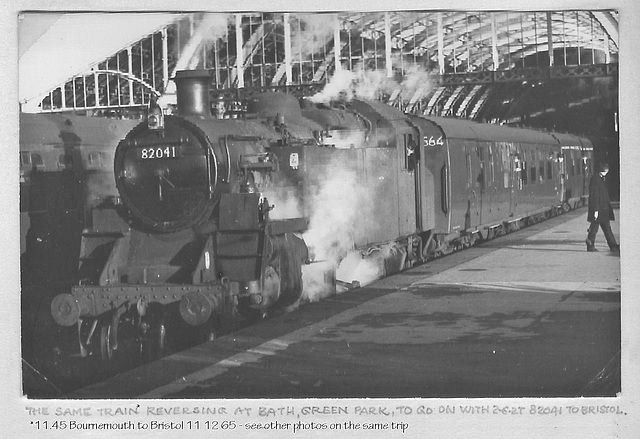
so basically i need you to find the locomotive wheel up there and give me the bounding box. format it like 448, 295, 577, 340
99, 323, 115, 360
155, 322, 167, 356
140, 321, 168, 361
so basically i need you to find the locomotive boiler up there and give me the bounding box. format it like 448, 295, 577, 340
48, 69, 594, 360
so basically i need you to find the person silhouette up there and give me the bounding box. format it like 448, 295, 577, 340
586, 162, 619, 253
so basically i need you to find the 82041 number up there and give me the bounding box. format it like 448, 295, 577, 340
140, 146, 178, 159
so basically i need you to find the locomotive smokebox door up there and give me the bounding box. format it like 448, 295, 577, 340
114, 115, 228, 233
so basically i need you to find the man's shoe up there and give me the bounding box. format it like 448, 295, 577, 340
610, 245, 620, 252
587, 246, 598, 252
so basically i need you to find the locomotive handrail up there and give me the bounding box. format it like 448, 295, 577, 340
352, 110, 373, 140
225, 135, 267, 141
206, 143, 216, 199
239, 153, 278, 171
221, 136, 238, 183
225, 141, 231, 183
441, 164, 449, 214
153, 185, 211, 192
126, 136, 188, 148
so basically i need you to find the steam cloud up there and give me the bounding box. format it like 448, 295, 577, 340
160, 13, 230, 105
310, 63, 434, 107
281, 156, 393, 306
302, 166, 364, 263
276, 64, 434, 306
175, 14, 230, 72
290, 13, 335, 60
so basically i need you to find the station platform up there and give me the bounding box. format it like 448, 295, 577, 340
73, 207, 621, 399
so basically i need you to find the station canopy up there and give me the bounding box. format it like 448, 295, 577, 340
18, 11, 619, 130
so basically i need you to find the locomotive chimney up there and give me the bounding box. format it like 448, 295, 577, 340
173, 70, 214, 117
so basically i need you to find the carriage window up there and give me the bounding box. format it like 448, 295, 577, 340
466, 153, 472, 188
88, 152, 100, 166
488, 149, 495, 184
88, 152, 109, 167
477, 147, 486, 189
538, 161, 544, 182
547, 161, 553, 179
530, 165, 536, 183
577, 160, 582, 175
404, 134, 417, 171
58, 154, 73, 170
522, 161, 528, 185
31, 153, 44, 167
20, 152, 31, 166
569, 159, 575, 177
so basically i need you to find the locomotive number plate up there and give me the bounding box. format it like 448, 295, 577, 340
139, 146, 180, 160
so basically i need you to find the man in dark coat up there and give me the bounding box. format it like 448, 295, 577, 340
586, 162, 619, 252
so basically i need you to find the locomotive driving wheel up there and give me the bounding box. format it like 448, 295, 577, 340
98, 307, 128, 360
99, 323, 115, 360
139, 319, 169, 361
152, 321, 167, 357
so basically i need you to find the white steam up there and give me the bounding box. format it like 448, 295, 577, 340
309, 69, 394, 104
295, 157, 391, 304
265, 189, 303, 220
323, 129, 367, 149
310, 64, 434, 107
272, 66, 435, 305
160, 13, 230, 106
302, 167, 363, 263
290, 13, 335, 60
335, 243, 405, 288
175, 14, 230, 72
398, 64, 433, 104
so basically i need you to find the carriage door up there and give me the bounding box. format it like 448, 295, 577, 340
510, 144, 521, 215
558, 149, 567, 203
476, 144, 488, 225
580, 147, 589, 198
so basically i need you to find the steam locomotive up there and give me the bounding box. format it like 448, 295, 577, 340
46, 69, 593, 360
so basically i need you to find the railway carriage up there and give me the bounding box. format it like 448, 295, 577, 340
20, 113, 138, 283
552, 133, 593, 210
412, 116, 591, 254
